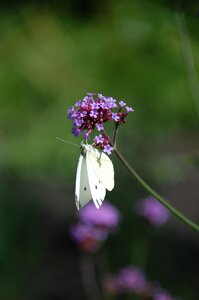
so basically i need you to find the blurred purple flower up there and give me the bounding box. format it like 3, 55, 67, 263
117, 266, 147, 293
70, 201, 121, 253
136, 196, 170, 226
153, 289, 174, 300
70, 223, 108, 252
104, 266, 179, 300
70, 223, 107, 242
79, 201, 121, 231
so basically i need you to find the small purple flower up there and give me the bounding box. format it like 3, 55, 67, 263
106, 97, 117, 108
118, 266, 147, 293
96, 123, 104, 131
79, 201, 121, 231
74, 118, 83, 127
72, 127, 81, 137
90, 110, 98, 118
126, 106, 134, 112
104, 144, 113, 155
101, 102, 109, 109
91, 102, 100, 110
136, 197, 170, 226
67, 106, 75, 119
84, 131, 91, 140
87, 92, 96, 97
80, 110, 87, 118
83, 96, 89, 101
97, 93, 105, 99
71, 113, 79, 122
119, 101, 126, 107
81, 100, 89, 108
75, 100, 81, 107
111, 113, 120, 122
95, 134, 104, 144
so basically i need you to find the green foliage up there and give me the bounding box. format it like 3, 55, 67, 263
0, 1, 198, 299
0, 2, 198, 180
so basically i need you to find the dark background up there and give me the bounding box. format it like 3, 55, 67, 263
0, 0, 199, 299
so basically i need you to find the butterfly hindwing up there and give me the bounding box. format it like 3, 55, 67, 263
75, 154, 92, 209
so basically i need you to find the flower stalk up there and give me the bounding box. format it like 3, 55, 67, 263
103, 129, 199, 232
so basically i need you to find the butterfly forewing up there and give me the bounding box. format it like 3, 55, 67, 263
75, 154, 92, 209
87, 145, 114, 191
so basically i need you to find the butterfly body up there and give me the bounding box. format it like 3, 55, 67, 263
75, 144, 114, 209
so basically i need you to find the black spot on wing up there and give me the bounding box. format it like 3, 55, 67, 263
95, 180, 101, 189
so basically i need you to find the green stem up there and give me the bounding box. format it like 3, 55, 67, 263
113, 146, 199, 232
112, 124, 119, 148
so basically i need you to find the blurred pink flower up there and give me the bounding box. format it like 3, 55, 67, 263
79, 201, 121, 231
70, 223, 107, 252
69, 201, 121, 252
117, 266, 147, 294
153, 288, 175, 300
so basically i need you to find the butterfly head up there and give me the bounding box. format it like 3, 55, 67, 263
80, 142, 90, 155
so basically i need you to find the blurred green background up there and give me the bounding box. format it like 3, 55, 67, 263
0, 0, 199, 299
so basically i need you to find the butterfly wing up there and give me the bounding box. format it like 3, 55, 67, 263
87, 145, 114, 191
86, 151, 106, 209
75, 153, 92, 210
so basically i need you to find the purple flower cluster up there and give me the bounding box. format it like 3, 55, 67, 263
104, 265, 177, 300
136, 196, 170, 227
69, 201, 121, 252
67, 93, 134, 154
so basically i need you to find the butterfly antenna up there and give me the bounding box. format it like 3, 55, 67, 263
56, 137, 79, 148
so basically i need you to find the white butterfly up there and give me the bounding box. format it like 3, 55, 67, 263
75, 143, 114, 210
